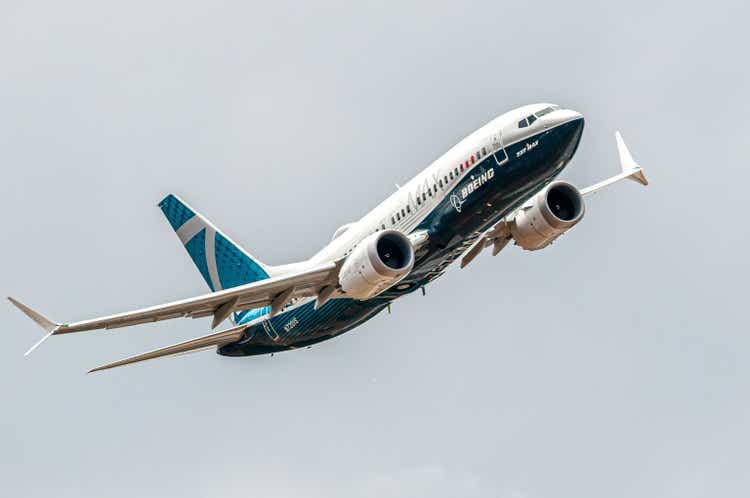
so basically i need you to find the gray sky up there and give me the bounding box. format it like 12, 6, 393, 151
2, 1, 748, 497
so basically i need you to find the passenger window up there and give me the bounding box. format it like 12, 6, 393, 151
381, 224, 386, 230
518, 118, 528, 128
527, 114, 537, 125
482, 147, 486, 155
444, 175, 448, 184
391, 217, 395, 224
417, 196, 421, 205
422, 192, 427, 201
439, 179, 443, 188
406, 205, 411, 213
454, 168, 459, 176
433, 185, 437, 193
449, 171, 454, 180
401, 209, 405, 217
460, 164, 463, 172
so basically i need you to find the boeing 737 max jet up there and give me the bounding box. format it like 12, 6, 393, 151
9, 103, 648, 372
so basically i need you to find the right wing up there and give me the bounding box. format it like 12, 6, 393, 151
10, 261, 339, 355
580, 131, 648, 196
460, 131, 648, 268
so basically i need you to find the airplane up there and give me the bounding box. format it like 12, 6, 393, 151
9, 103, 648, 373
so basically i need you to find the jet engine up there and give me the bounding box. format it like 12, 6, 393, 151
510, 181, 585, 250
339, 230, 415, 300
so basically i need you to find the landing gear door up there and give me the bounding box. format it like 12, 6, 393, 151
492, 131, 509, 166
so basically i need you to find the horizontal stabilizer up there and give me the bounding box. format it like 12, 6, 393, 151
8, 297, 61, 355
88, 325, 247, 373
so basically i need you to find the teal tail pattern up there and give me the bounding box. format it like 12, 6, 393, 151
159, 194, 271, 322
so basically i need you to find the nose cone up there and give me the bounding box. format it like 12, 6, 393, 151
552, 109, 584, 127
557, 110, 584, 160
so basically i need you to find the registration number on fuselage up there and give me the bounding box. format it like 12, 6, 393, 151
283, 316, 299, 333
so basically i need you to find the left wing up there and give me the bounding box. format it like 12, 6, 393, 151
10, 261, 339, 355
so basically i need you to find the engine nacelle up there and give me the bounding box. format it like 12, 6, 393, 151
510, 181, 585, 250
339, 230, 415, 300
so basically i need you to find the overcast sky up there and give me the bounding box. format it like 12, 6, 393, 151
2, 1, 749, 497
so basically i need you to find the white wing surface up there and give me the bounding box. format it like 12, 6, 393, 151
580, 131, 648, 196
10, 261, 339, 355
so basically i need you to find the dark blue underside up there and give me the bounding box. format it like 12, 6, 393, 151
218, 119, 584, 357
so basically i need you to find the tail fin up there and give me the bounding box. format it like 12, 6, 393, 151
158, 194, 272, 297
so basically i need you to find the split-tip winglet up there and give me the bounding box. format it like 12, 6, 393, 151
615, 131, 649, 186
7, 297, 61, 356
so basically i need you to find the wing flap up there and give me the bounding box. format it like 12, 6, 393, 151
460, 221, 511, 268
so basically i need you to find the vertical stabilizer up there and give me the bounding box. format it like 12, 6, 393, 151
158, 194, 273, 322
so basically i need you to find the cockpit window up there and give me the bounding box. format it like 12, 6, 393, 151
519, 114, 538, 128
535, 105, 561, 118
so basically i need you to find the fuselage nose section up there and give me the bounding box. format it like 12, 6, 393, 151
561, 112, 584, 160
518, 110, 584, 183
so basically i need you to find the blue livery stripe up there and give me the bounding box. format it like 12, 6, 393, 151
214, 232, 269, 290
159, 194, 195, 231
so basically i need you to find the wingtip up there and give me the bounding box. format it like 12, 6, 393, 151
23, 328, 57, 356
615, 131, 649, 187
8, 297, 59, 332
9, 296, 61, 356
631, 168, 649, 186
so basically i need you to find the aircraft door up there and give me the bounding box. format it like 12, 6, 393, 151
492, 131, 509, 166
